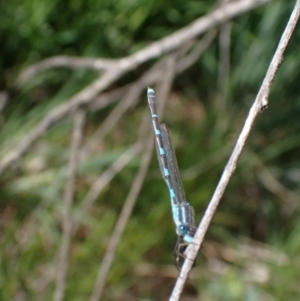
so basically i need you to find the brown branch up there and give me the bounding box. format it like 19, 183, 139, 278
53, 109, 86, 301
170, 1, 300, 300
0, 0, 269, 175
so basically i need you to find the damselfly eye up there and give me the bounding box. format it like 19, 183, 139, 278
176, 224, 188, 236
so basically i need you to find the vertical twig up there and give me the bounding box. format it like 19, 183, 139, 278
170, 1, 300, 300
53, 108, 86, 301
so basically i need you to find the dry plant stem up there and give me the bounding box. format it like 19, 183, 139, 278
89, 58, 176, 301
0, 0, 269, 175
15, 56, 115, 87
170, 2, 300, 300
53, 109, 86, 301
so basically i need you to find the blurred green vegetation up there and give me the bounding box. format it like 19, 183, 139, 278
1, 0, 300, 300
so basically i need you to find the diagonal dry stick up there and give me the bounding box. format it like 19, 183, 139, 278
170, 1, 300, 300
0, 0, 270, 175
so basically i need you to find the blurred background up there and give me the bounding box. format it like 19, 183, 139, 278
1, 0, 300, 300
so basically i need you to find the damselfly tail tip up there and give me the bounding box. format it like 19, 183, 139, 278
147, 87, 154, 94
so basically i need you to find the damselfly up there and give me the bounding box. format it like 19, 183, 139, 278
147, 87, 196, 269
